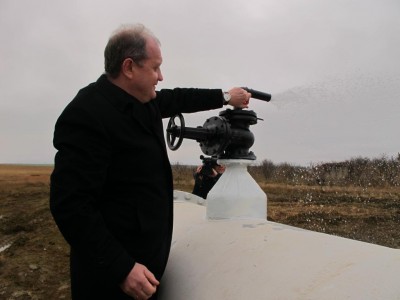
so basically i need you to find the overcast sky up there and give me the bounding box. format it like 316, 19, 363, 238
1, 0, 399, 166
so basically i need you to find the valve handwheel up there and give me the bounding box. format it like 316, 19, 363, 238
166, 113, 185, 150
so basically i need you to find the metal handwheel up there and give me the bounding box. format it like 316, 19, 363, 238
166, 113, 185, 150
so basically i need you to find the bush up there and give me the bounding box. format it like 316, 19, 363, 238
258, 154, 399, 187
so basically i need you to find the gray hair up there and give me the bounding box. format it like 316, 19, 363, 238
104, 24, 160, 78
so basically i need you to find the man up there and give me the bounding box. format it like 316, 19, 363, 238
192, 158, 226, 199
50, 23, 250, 300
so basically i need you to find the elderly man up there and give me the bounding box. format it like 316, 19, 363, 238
50, 23, 250, 300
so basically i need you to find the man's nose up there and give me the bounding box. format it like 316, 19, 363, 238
158, 70, 164, 81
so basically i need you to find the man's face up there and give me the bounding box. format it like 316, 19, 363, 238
131, 37, 164, 103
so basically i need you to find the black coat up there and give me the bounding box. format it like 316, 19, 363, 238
50, 74, 223, 298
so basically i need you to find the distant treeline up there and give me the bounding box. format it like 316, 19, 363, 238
255, 154, 400, 187
172, 154, 400, 188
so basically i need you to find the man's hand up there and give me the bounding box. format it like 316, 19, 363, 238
120, 263, 160, 299
227, 87, 251, 109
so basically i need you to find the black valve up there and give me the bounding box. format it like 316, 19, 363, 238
166, 109, 260, 160
166, 87, 271, 160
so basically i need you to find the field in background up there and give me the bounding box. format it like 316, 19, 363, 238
1, 163, 399, 299
0, 165, 69, 299
174, 162, 400, 248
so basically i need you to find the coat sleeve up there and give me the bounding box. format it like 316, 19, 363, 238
155, 88, 224, 118
50, 101, 134, 284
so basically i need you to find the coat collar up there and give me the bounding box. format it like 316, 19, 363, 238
95, 74, 135, 113
94, 74, 165, 147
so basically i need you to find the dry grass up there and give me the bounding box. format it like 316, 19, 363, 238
0, 164, 70, 299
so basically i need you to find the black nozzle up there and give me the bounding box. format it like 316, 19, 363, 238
242, 87, 271, 102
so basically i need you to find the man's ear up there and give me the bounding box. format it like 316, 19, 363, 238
121, 58, 135, 79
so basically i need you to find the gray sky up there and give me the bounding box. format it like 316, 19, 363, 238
1, 0, 399, 166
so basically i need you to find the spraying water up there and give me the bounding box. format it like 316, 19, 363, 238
270, 72, 400, 109
252, 71, 400, 165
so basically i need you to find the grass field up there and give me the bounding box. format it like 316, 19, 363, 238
0, 164, 399, 299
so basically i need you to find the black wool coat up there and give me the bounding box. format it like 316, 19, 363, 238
50, 74, 223, 298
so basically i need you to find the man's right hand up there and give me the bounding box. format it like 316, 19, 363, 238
120, 263, 160, 299
227, 87, 251, 108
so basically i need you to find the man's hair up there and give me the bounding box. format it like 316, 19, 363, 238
104, 24, 160, 78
